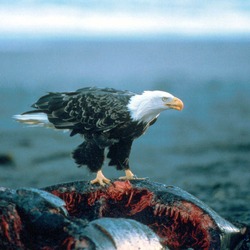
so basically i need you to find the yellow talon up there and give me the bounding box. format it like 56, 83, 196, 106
90, 170, 111, 186
119, 169, 145, 180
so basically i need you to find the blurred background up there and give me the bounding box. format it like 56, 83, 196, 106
0, 1, 250, 223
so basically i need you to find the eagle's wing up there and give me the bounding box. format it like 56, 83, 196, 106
30, 87, 135, 135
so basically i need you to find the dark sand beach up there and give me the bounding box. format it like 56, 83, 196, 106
0, 39, 250, 225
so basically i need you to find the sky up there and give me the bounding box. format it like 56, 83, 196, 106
0, 0, 250, 39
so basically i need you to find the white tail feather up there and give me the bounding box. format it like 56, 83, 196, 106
13, 113, 54, 128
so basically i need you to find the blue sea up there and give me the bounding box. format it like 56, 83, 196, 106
1, 38, 249, 183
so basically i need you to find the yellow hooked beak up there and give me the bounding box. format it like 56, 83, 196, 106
165, 97, 184, 111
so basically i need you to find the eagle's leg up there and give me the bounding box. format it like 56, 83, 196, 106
72, 141, 110, 186
90, 170, 110, 186
119, 168, 146, 180
108, 139, 145, 180
119, 169, 136, 180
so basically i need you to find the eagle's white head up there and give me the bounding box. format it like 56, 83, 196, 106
127, 90, 184, 123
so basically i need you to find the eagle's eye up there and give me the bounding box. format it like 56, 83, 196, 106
162, 97, 169, 102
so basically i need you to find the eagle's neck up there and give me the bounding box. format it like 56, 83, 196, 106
127, 93, 161, 124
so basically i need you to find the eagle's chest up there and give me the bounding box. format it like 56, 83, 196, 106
110, 120, 153, 140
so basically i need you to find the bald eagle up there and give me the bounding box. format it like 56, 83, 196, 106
14, 87, 183, 185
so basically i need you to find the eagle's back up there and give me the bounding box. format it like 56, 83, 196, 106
31, 87, 136, 136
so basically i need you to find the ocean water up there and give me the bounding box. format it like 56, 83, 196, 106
0, 38, 250, 222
